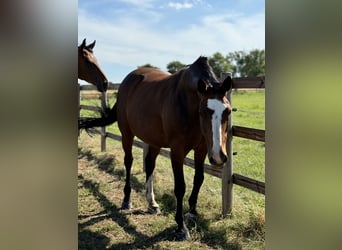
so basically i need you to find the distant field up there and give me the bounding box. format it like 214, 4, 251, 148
78, 90, 265, 249
80, 90, 117, 99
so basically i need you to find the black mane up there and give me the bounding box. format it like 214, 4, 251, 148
190, 56, 219, 85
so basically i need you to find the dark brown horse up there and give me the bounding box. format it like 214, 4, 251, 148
79, 56, 232, 240
78, 38, 108, 92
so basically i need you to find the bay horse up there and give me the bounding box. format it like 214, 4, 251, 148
79, 56, 232, 240
78, 38, 108, 92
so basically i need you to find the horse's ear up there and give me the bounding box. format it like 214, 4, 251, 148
88, 40, 96, 50
197, 79, 208, 93
80, 38, 86, 48
221, 75, 232, 93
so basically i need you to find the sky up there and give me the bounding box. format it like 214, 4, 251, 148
78, 0, 265, 83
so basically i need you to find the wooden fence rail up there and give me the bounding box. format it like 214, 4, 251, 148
232, 126, 265, 142
78, 75, 265, 215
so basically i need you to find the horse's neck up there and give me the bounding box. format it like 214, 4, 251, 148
173, 69, 197, 92
173, 71, 201, 114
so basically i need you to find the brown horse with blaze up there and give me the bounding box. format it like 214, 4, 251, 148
79, 56, 232, 240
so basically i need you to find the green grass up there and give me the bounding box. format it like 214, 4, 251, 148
78, 90, 265, 249
232, 90, 265, 129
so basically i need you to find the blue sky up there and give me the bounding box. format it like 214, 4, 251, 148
79, 0, 264, 83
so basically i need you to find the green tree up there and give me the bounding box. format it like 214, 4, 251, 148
227, 51, 246, 77
137, 63, 159, 69
227, 49, 265, 77
242, 49, 265, 76
208, 52, 232, 78
166, 60, 186, 74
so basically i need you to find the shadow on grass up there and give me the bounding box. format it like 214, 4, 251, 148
198, 220, 242, 250
78, 174, 176, 249
78, 147, 95, 162
78, 147, 145, 193
78, 147, 243, 249
157, 192, 176, 215
78, 228, 110, 250
185, 212, 264, 249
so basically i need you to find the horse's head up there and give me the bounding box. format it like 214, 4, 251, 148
78, 38, 108, 92
198, 75, 232, 167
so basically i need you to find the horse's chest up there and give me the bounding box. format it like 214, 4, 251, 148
165, 111, 202, 140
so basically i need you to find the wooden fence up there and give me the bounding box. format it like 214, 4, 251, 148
78, 75, 265, 215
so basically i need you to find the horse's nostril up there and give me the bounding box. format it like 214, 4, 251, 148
209, 157, 216, 165
220, 151, 227, 163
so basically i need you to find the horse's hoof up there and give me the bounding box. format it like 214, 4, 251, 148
184, 212, 198, 228
175, 228, 191, 241
148, 205, 161, 214
121, 201, 132, 210
184, 212, 198, 221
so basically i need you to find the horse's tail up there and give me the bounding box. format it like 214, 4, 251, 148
79, 102, 117, 135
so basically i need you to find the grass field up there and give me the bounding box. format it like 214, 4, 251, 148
78, 90, 265, 249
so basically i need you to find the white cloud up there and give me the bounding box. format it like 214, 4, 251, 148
168, 2, 193, 10
81, 13, 263, 59
78, 5, 264, 81
118, 0, 155, 8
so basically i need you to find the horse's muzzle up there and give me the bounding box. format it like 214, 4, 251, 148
209, 151, 227, 167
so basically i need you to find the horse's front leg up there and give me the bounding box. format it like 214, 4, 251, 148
144, 144, 161, 214
170, 149, 190, 241
187, 142, 206, 218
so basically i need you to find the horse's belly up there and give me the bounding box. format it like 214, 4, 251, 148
134, 127, 169, 148
129, 118, 202, 151
128, 116, 169, 148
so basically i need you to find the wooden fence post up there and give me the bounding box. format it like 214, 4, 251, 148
100, 91, 107, 152
221, 72, 233, 216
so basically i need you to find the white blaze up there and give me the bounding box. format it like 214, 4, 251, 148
207, 99, 226, 163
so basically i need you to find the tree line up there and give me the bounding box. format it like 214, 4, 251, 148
138, 49, 265, 77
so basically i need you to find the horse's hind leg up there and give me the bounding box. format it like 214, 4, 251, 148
144, 144, 161, 214
121, 133, 134, 210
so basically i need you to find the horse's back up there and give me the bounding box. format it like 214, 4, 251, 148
116, 68, 173, 147
118, 67, 171, 95
133, 67, 171, 82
